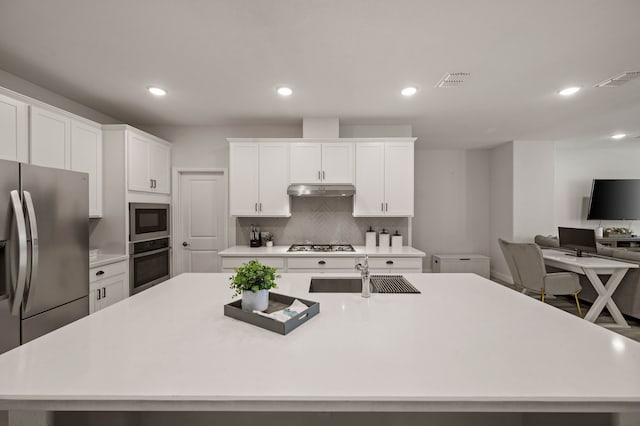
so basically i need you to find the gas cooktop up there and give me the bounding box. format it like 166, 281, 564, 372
288, 244, 355, 252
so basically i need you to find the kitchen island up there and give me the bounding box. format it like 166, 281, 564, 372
0, 272, 639, 426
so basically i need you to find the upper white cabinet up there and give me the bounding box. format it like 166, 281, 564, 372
229, 142, 290, 216
354, 141, 414, 217
127, 131, 171, 194
290, 142, 353, 184
30, 105, 103, 217
30, 106, 71, 169
70, 121, 103, 217
0, 93, 28, 162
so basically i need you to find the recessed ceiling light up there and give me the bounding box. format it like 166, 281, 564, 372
147, 86, 167, 96
611, 133, 627, 140
558, 86, 581, 96
401, 86, 418, 96
277, 87, 293, 97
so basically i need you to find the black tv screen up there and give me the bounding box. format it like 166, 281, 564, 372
587, 179, 640, 220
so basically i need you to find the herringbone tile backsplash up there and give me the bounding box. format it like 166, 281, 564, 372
236, 197, 409, 246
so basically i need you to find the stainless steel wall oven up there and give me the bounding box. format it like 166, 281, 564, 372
129, 237, 171, 294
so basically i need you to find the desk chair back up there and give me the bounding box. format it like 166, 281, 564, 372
498, 238, 546, 292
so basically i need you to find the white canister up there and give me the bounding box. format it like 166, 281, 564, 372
595, 227, 604, 238
379, 230, 390, 247
366, 231, 377, 249
392, 235, 403, 249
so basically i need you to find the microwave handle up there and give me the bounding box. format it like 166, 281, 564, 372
131, 247, 171, 259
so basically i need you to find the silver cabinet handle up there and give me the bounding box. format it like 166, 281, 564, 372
102, 288, 106, 298
318, 171, 321, 180
150, 179, 153, 188
153, 179, 157, 189
23, 191, 38, 312
381, 203, 384, 212
9, 190, 27, 316
259, 203, 262, 212
255, 203, 258, 212
322, 171, 325, 180
385, 203, 388, 212
97, 289, 101, 301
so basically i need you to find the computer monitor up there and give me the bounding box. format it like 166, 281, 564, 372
558, 227, 597, 257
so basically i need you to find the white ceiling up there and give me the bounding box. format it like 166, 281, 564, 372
0, 0, 639, 148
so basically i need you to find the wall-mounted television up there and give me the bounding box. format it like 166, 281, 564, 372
587, 179, 640, 220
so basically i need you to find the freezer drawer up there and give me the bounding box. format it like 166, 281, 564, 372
21, 295, 88, 344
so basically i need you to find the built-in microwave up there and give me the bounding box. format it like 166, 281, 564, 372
129, 203, 170, 242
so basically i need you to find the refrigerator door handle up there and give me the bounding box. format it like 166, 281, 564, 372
23, 191, 39, 311
9, 190, 27, 316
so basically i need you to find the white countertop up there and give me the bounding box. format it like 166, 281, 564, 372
89, 253, 129, 268
220, 245, 426, 257
0, 272, 639, 412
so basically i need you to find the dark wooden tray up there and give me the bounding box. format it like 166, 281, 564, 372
224, 292, 320, 335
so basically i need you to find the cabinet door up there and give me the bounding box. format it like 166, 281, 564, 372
322, 143, 353, 183
127, 133, 152, 192
259, 143, 290, 216
0, 93, 28, 162
70, 121, 102, 217
290, 143, 322, 184
99, 276, 127, 310
229, 143, 260, 215
30, 106, 70, 169
149, 141, 171, 194
384, 142, 414, 216
353, 143, 385, 216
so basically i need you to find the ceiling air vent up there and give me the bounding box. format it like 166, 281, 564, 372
594, 71, 640, 88
435, 72, 471, 88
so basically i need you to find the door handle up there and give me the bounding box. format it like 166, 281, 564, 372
9, 190, 27, 316
182, 242, 189, 247
23, 191, 38, 312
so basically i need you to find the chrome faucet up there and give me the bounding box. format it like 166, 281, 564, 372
355, 255, 371, 298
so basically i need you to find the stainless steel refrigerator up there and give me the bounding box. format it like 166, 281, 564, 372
0, 159, 89, 354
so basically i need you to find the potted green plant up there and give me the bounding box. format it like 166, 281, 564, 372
264, 232, 274, 247
229, 260, 280, 312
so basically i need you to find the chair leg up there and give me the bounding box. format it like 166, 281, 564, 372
574, 293, 583, 318
540, 288, 545, 303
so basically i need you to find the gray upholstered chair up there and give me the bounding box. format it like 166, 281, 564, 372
498, 238, 583, 317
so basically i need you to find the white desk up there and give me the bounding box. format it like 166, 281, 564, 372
542, 249, 638, 328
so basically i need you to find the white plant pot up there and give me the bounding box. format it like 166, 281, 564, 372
266, 241, 273, 247
242, 289, 269, 312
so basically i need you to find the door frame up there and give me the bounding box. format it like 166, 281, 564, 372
171, 167, 231, 275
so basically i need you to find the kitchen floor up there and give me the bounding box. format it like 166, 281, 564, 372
496, 280, 640, 343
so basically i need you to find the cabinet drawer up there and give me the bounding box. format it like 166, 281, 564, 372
221, 257, 285, 270
365, 257, 422, 270
288, 257, 356, 270
90, 260, 127, 284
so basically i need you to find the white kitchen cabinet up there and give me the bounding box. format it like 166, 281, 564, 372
364, 257, 423, 274
70, 121, 102, 217
290, 142, 353, 184
229, 142, 290, 216
432, 254, 490, 278
220, 256, 285, 273
89, 260, 128, 314
127, 130, 171, 194
287, 256, 356, 273
353, 141, 414, 217
0, 92, 28, 162
30, 106, 71, 169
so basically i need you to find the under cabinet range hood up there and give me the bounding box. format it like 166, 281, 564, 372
287, 184, 355, 197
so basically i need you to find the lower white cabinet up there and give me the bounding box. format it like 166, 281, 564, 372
221, 257, 285, 273
431, 254, 490, 278
364, 257, 422, 274
287, 257, 356, 273
89, 260, 128, 314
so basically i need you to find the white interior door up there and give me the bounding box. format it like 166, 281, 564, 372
178, 171, 227, 273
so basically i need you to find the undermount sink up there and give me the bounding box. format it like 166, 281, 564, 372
309, 277, 363, 293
